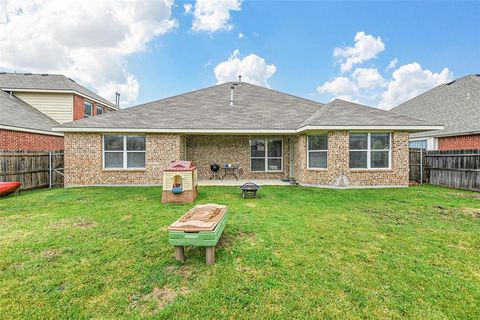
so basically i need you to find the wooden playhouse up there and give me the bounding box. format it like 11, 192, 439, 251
162, 160, 198, 203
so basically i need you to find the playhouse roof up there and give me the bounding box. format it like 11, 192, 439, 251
166, 160, 196, 171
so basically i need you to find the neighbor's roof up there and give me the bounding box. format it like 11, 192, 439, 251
0, 72, 116, 108
0, 89, 62, 136
55, 82, 441, 133
391, 74, 480, 138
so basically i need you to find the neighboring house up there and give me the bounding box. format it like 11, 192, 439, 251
391, 74, 480, 150
0, 72, 117, 151
0, 89, 63, 151
54, 83, 443, 186
55, 82, 441, 188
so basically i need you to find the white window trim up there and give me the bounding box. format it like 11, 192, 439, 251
102, 134, 146, 170
96, 105, 104, 115
350, 132, 392, 170
250, 139, 283, 172
307, 134, 328, 170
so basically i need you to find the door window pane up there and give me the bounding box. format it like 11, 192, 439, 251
349, 151, 367, 168
105, 152, 123, 168
251, 159, 265, 171
267, 159, 282, 171
349, 133, 368, 150
104, 135, 124, 151
309, 151, 327, 168
127, 152, 145, 168
267, 140, 282, 157
371, 151, 389, 168
308, 135, 327, 150
251, 140, 266, 157
127, 136, 145, 151
371, 133, 390, 150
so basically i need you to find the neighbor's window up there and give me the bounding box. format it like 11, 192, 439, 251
349, 133, 391, 169
307, 134, 328, 169
103, 135, 146, 169
84, 101, 93, 118
250, 139, 283, 172
96, 105, 104, 115
409, 139, 427, 149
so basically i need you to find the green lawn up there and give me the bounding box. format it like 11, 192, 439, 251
1, 185, 480, 319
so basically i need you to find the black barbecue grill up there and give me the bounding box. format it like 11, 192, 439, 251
210, 164, 220, 180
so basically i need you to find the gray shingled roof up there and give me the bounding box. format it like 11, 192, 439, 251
0, 72, 115, 108
57, 82, 439, 132
0, 89, 60, 134
391, 74, 480, 138
300, 99, 437, 128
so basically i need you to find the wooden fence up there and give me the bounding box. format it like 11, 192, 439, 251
0, 150, 64, 191
409, 148, 480, 191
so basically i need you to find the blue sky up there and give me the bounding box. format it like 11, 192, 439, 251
1, 0, 479, 109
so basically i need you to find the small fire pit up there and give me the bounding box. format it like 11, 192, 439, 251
240, 182, 260, 199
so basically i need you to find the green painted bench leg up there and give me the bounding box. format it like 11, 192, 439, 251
175, 246, 185, 262
206, 246, 215, 265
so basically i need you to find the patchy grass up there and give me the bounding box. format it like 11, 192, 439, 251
1, 185, 480, 319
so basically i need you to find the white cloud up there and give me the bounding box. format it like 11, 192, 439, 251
184, 3, 193, 14
352, 68, 385, 89
334, 31, 385, 73
316, 76, 358, 98
214, 50, 276, 87
378, 63, 453, 109
0, 0, 175, 105
238, 32, 244, 39
385, 58, 398, 72
191, 0, 242, 32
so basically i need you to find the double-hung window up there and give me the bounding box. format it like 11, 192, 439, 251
84, 101, 93, 118
96, 105, 104, 115
103, 135, 146, 169
307, 134, 328, 169
349, 133, 391, 169
250, 139, 283, 172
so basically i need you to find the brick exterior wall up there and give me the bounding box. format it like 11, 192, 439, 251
73, 94, 108, 121
437, 134, 480, 150
64, 131, 409, 187
0, 129, 64, 151
295, 131, 409, 187
64, 133, 183, 186
186, 135, 292, 180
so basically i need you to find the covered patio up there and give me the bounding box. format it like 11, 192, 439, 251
197, 178, 292, 186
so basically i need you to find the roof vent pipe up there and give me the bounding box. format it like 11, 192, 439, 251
230, 86, 234, 106
115, 92, 120, 107
238, 75, 242, 83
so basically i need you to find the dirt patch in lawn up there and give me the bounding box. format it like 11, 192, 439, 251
43, 248, 63, 260
130, 286, 189, 314
165, 265, 192, 279
218, 231, 256, 250
49, 217, 97, 229
121, 214, 132, 221
463, 208, 480, 219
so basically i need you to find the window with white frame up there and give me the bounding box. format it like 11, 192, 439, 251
349, 133, 391, 169
84, 101, 93, 118
250, 139, 283, 172
96, 105, 104, 115
103, 135, 146, 169
307, 134, 328, 169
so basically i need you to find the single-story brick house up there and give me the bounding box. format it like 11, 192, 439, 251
55, 81, 442, 188
392, 74, 480, 150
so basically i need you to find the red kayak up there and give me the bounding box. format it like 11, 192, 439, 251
0, 182, 21, 196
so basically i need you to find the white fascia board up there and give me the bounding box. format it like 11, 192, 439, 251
54, 125, 445, 134
3, 88, 117, 110
53, 127, 296, 134
297, 125, 444, 132
0, 124, 64, 136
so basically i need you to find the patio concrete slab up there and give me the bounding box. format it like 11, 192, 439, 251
198, 179, 292, 186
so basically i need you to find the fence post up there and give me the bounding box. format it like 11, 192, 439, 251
49, 151, 52, 188
420, 148, 423, 184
